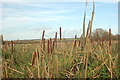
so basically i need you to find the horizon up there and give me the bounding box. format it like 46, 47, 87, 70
0, 1, 118, 40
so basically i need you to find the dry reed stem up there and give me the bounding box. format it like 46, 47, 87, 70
82, 12, 86, 49
93, 59, 108, 78
84, 53, 88, 78
32, 52, 37, 66
84, 20, 91, 48
7, 66, 24, 74
55, 55, 59, 77
25, 66, 34, 78
36, 50, 40, 78
89, 0, 95, 42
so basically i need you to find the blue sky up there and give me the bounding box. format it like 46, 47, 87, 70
0, 1, 118, 40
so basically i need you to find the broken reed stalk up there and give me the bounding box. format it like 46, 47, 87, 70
60, 27, 62, 40
74, 35, 77, 48
48, 40, 50, 53
32, 52, 37, 66
42, 30, 45, 41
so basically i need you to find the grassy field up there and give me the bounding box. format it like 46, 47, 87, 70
1, 38, 120, 78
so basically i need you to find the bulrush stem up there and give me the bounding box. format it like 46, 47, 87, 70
48, 40, 50, 53
50, 38, 52, 53
74, 35, 77, 48
43, 38, 45, 51
55, 32, 57, 47
42, 30, 45, 41
60, 27, 62, 40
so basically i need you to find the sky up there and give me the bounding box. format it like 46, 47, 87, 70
0, 1, 118, 40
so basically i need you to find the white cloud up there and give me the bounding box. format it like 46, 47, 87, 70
2, 15, 75, 29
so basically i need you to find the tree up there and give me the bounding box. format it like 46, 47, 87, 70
92, 28, 113, 41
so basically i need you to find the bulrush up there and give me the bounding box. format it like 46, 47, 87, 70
109, 28, 112, 47
74, 35, 77, 48
42, 30, 45, 41
60, 27, 62, 40
32, 52, 37, 66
